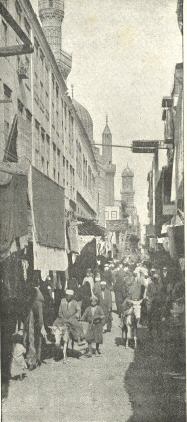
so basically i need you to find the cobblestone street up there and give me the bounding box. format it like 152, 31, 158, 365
2, 309, 185, 422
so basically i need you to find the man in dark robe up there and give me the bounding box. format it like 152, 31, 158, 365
97, 281, 112, 332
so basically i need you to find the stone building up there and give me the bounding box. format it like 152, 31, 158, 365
0, 0, 98, 219
93, 117, 116, 226
120, 164, 140, 233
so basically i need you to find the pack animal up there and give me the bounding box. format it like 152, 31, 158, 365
49, 324, 74, 363
121, 307, 137, 348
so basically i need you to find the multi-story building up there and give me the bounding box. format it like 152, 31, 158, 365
0, 0, 98, 219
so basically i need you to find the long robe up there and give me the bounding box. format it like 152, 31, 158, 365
97, 288, 112, 327
54, 298, 84, 341
81, 305, 104, 344
113, 273, 128, 315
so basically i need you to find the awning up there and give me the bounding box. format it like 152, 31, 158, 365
0, 173, 28, 259
30, 167, 65, 249
33, 235, 68, 273
78, 219, 105, 237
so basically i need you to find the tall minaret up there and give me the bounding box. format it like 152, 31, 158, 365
102, 115, 112, 164
121, 164, 135, 211
38, 0, 72, 80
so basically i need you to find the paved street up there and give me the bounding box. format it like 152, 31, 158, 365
2, 307, 185, 422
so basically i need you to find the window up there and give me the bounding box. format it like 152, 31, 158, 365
35, 149, 39, 168
17, 99, 24, 115
56, 110, 59, 133
46, 135, 50, 163
83, 155, 87, 188
41, 128, 45, 156
63, 156, 65, 186
56, 84, 59, 99
41, 156, 45, 173
88, 166, 91, 191
34, 119, 40, 151
3, 84, 12, 145
40, 81, 44, 105
52, 74, 55, 95
64, 103, 67, 131
26, 109, 32, 122
2, 21, 8, 46
25, 56, 31, 84
52, 102, 55, 126
66, 160, 69, 186
41, 128, 45, 142
111, 211, 117, 220
105, 211, 109, 221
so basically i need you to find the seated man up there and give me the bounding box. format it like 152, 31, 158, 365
54, 289, 84, 344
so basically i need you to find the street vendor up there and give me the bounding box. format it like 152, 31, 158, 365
55, 289, 84, 344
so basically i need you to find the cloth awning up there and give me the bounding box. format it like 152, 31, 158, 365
78, 219, 105, 237
0, 174, 28, 259
30, 167, 65, 249
33, 236, 68, 273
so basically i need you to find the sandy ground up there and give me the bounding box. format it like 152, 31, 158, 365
2, 309, 186, 422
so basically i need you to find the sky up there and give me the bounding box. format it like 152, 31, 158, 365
33, 0, 182, 226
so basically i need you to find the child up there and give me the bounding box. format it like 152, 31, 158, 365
81, 296, 105, 357
11, 331, 27, 380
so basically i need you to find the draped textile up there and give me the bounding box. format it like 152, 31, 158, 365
0, 175, 28, 259
31, 167, 65, 249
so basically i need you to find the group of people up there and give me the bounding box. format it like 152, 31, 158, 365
9, 258, 184, 380
9, 264, 114, 379
113, 259, 184, 337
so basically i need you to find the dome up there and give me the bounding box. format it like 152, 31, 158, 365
73, 99, 93, 142
122, 163, 134, 177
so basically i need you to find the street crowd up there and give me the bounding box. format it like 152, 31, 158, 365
9, 257, 185, 381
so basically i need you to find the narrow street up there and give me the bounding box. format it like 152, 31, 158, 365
2, 311, 134, 422
2, 304, 185, 422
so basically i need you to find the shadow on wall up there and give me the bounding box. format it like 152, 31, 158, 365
124, 327, 186, 422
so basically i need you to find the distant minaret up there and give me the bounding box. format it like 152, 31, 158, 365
121, 164, 135, 210
102, 115, 112, 164
38, 0, 72, 80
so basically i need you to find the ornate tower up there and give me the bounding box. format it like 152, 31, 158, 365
101, 116, 116, 206
102, 115, 112, 164
121, 164, 134, 211
38, 0, 72, 80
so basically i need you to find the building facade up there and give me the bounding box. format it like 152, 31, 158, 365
0, 0, 98, 219
145, 1, 183, 256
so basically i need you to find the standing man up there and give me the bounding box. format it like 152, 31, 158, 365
103, 264, 114, 291
82, 268, 94, 295
113, 266, 128, 317
97, 281, 112, 332
56, 289, 84, 344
